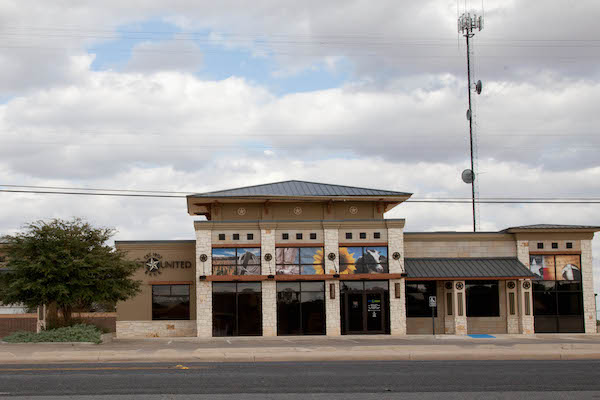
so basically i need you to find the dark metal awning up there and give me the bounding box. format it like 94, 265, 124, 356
404, 257, 536, 280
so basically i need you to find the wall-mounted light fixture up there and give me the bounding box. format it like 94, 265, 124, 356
329, 283, 336, 299
394, 282, 401, 298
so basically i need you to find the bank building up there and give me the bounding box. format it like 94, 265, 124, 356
109, 181, 597, 337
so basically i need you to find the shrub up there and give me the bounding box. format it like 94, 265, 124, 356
2, 324, 102, 344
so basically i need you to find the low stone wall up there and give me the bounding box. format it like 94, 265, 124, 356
116, 320, 197, 338
467, 317, 507, 334
0, 314, 37, 338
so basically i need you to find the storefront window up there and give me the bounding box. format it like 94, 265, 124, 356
276, 247, 325, 275
212, 248, 261, 276
465, 280, 499, 317
338, 246, 388, 274
277, 282, 325, 335
531, 255, 583, 333
406, 281, 437, 317
152, 284, 190, 320
213, 282, 262, 336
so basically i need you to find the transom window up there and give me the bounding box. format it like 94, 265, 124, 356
276, 247, 325, 275
338, 246, 388, 274
152, 284, 190, 320
212, 248, 261, 275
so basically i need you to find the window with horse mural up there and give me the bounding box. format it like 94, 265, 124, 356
275, 247, 325, 275
212, 248, 261, 275
530, 255, 581, 281
338, 246, 388, 274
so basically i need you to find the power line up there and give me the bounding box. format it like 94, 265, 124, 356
1, 188, 600, 204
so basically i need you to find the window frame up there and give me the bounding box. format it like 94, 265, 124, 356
276, 281, 326, 335
275, 247, 324, 275
151, 284, 191, 321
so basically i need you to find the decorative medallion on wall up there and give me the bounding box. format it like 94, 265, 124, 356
328, 252, 336, 261
445, 282, 453, 290
507, 281, 516, 289
392, 252, 401, 260
349, 206, 359, 215
264, 253, 273, 262
237, 207, 247, 216
523, 281, 531, 290
144, 252, 162, 276
293, 206, 303, 216
199, 254, 208, 263
455, 282, 464, 290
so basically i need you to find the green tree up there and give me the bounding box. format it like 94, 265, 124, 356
0, 218, 141, 325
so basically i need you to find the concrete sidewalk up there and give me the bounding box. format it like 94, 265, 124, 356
1, 334, 600, 363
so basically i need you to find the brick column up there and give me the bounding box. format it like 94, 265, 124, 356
453, 280, 467, 335
323, 225, 339, 274
389, 278, 406, 335
195, 228, 212, 338
386, 221, 405, 274
518, 279, 534, 334
325, 280, 341, 336
262, 280, 277, 336
581, 240, 596, 334
506, 280, 519, 334
260, 224, 276, 276
444, 282, 455, 334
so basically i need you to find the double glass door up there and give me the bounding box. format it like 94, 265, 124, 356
341, 281, 389, 334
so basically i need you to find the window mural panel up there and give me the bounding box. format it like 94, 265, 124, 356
339, 246, 388, 274
530, 255, 581, 281
276, 247, 325, 275
212, 248, 261, 276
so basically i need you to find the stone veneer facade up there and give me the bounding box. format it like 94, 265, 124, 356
111, 182, 598, 339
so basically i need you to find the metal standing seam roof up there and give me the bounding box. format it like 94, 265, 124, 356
503, 224, 600, 231
189, 180, 412, 198
404, 257, 536, 279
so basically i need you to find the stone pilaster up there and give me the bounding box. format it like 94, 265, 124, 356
386, 221, 405, 274
262, 280, 277, 336
325, 280, 341, 336
324, 226, 339, 274
506, 280, 520, 334
516, 240, 530, 268
453, 280, 467, 335
260, 225, 276, 276
443, 282, 455, 334
518, 279, 534, 335
581, 240, 596, 334
195, 229, 212, 277
196, 280, 212, 338
389, 278, 406, 335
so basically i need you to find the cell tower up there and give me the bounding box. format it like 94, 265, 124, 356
458, 11, 483, 232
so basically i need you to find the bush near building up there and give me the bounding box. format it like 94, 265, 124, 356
2, 324, 103, 344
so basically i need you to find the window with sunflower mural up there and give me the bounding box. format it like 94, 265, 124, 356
339, 246, 389, 274
275, 247, 327, 275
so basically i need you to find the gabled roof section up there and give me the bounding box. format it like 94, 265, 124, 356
189, 180, 412, 199
405, 257, 536, 279
503, 224, 600, 233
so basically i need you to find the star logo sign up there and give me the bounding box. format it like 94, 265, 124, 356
144, 253, 162, 275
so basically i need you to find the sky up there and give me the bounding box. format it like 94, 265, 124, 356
0, 0, 599, 315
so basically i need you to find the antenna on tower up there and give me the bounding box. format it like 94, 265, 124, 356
458, 11, 483, 232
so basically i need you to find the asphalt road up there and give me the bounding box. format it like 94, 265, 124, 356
0, 360, 599, 399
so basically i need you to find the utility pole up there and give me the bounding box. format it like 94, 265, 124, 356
458, 12, 483, 232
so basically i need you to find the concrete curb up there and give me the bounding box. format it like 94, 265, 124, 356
1, 345, 600, 363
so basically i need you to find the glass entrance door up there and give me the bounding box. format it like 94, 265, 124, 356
341, 281, 389, 334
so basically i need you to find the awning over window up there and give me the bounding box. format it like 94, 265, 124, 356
405, 257, 536, 279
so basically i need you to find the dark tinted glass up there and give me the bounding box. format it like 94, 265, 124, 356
237, 291, 262, 335
406, 281, 437, 317
557, 281, 582, 291
277, 282, 300, 292
171, 285, 189, 296
152, 285, 190, 321
533, 281, 556, 292
152, 285, 170, 296
238, 282, 261, 293
301, 281, 325, 292
557, 293, 583, 315
213, 292, 235, 336
212, 282, 236, 293
465, 281, 499, 317
341, 281, 364, 291
365, 281, 389, 291
277, 290, 301, 335
533, 291, 557, 315
301, 291, 325, 335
